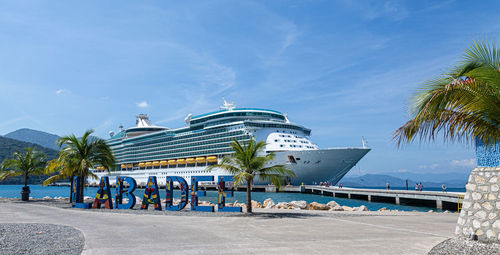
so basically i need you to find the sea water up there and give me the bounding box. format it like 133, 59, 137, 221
0, 185, 456, 212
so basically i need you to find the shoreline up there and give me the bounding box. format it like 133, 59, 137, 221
0, 197, 453, 215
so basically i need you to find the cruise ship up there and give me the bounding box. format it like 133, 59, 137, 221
90, 100, 370, 186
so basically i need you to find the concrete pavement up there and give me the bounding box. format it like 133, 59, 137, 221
0, 202, 458, 255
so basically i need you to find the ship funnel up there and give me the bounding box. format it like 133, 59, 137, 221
136, 114, 154, 127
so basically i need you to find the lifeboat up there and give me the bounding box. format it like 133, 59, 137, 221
160, 160, 168, 166
177, 159, 186, 165
145, 162, 153, 167
153, 161, 160, 167
186, 158, 196, 164
139, 162, 145, 168
168, 159, 177, 165
196, 157, 206, 163
121, 164, 126, 169
97, 166, 104, 171
207, 156, 218, 163
127, 164, 133, 168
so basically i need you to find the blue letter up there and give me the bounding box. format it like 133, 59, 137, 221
218, 176, 242, 212
141, 176, 162, 211
71, 176, 92, 209
165, 176, 189, 211
115, 176, 137, 209
191, 176, 214, 212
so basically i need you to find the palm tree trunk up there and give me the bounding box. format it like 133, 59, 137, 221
246, 179, 252, 213
24, 173, 28, 187
69, 175, 74, 203
77, 175, 84, 203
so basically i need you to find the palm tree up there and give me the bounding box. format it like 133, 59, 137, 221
57, 130, 115, 203
207, 139, 295, 213
0, 147, 47, 201
395, 40, 500, 146
43, 156, 79, 202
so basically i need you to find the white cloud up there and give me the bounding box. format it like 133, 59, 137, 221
395, 169, 409, 173
419, 164, 439, 169
55, 89, 64, 94
451, 158, 476, 168
136, 101, 149, 108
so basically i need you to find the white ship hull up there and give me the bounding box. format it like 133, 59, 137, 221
90, 147, 369, 186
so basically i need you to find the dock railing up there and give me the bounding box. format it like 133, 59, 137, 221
458, 194, 465, 212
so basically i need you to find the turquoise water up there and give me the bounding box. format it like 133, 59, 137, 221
0, 185, 445, 212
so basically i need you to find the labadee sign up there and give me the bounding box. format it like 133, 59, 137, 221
71, 175, 242, 212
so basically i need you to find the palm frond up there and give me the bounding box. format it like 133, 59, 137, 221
395, 40, 500, 146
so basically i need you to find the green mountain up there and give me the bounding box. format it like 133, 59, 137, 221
0, 136, 59, 185
5, 128, 60, 150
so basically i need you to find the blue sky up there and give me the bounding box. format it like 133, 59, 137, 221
0, 0, 498, 177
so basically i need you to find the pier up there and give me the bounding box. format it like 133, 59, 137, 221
304, 186, 464, 211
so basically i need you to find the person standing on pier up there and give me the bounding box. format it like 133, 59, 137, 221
386, 182, 390, 190
442, 184, 447, 193
415, 183, 419, 191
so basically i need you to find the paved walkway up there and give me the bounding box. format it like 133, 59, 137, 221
0, 202, 458, 255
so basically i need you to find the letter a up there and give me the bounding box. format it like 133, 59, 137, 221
94, 176, 113, 209
141, 176, 162, 211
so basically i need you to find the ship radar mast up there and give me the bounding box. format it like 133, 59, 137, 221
220, 97, 236, 111
185, 113, 194, 125
362, 136, 368, 148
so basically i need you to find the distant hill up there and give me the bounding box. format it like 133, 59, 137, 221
5, 128, 60, 150
0, 136, 59, 185
4, 128, 102, 151
340, 174, 467, 188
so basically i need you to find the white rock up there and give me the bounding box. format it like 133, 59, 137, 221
476, 176, 485, 183
466, 184, 476, 191
462, 202, 471, 209
263, 198, 276, 209
472, 192, 482, 200
488, 193, 496, 200
493, 220, 500, 229
489, 212, 497, 220
327, 201, 340, 208
328, 206, 344, 211
355, 205, 369, 211
473, 220, 481, 228
483, 202, 493, 211
478, 186, 489, 192
290, 200, 308, 210
276, 202, 290, 209
487, 230, 495, 239
492, 184, 499, 192
476, 210, 487, 220
341, 206, 354, 211
42, 196, 51, 199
